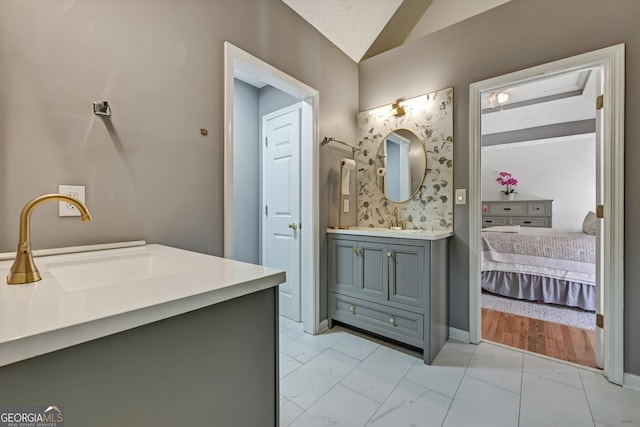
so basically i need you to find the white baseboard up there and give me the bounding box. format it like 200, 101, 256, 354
624, 373, 640, 392
315, 319, 328, 334
449, 327, 470, 343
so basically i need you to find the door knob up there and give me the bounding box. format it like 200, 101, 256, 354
288, 223, 297, 229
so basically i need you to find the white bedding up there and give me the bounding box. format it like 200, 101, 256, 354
481, 227, 596, 286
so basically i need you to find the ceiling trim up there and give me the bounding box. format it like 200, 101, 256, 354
481, 90, 583, 114
481, 119, 595, 146
482, 70, 592, 114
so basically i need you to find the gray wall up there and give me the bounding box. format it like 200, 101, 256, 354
233, 79, 260, 264
259, 85, 300, 117
359, 0, 640, 376
0, 1, 359, 321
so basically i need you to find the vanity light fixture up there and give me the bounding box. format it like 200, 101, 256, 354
366, 95, 429, 118
390, 101, 405, 116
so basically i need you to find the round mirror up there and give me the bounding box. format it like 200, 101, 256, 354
375, 128, 426, 203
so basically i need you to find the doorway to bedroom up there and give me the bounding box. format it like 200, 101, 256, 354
469, 43, 625, 384
478, 67, 600, 368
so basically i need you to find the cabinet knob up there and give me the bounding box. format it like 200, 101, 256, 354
386, 251, 392, 257
288, 223, 297, 229
389, 317, 395, 324
353, 247, 360, 254
349, 306, 355, 312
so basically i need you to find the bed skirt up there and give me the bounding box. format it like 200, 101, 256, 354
481, 271, 595, 311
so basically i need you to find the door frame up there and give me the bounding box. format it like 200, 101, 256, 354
224, 42, 320, 334
468, 44, 625, 384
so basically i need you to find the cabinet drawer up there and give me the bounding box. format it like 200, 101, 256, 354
509, 217, 549, 227
482, 217, 507, 227
487, 202, 526, 216
329, 293, 424, 348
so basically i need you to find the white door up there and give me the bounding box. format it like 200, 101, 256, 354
263, 104, 301, 321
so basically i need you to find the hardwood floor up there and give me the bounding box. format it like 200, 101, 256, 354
482, 308, 598, 369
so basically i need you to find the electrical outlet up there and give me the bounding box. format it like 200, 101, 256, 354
58, 185, 86, 217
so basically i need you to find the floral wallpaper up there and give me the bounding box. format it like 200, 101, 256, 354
356, 87, 454, 230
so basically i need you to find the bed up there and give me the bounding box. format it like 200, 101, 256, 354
481, 226, 596, 311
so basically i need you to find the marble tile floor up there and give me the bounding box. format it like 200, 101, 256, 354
279, 316, 640, 427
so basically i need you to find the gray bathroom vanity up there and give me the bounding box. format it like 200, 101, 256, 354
327, 228, 451, 364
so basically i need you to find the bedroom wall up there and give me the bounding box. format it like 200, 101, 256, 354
359, 0, 640, 376
481, 136, 596, 230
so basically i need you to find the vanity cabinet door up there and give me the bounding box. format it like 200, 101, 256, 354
358, 241, 388, 301
388, 243, 425, 308
330, 238, 358, 294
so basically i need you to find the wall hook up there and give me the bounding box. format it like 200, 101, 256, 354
93, 101, 111, 116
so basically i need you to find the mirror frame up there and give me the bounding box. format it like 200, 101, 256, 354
375, 127, 427, 203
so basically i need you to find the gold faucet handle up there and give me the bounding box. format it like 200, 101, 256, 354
400, 219, 408, 230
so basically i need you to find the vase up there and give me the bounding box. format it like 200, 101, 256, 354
502, 193, 515, 201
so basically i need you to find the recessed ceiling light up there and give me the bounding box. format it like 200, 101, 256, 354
496, 92, 510, 104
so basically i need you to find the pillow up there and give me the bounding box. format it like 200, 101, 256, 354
582, 211, 597, 235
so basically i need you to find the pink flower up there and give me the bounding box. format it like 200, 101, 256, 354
496, 172, 518, 194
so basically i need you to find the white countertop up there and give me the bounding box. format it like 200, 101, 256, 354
0, 243, 285, 366
327, 227, 453, 240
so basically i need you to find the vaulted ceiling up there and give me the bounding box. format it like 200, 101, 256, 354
282, 0, 512, 63
281, 0, 596, 145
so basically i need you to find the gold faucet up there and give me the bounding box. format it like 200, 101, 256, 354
388, 206, 406, 230
7, 194, 92, 285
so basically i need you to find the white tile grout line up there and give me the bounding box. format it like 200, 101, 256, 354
518, 349, 525, 427
578, 369, 598, 427
434, 344, 476, 427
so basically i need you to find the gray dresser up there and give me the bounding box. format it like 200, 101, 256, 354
482, 199, 553, 228
328, 232, 449, 364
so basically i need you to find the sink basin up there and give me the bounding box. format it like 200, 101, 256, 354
46, 252, 196, 292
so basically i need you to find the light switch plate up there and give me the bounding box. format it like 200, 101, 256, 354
455, 188, 467, 205
59, 185, 86, 216
343, 199, 350, 213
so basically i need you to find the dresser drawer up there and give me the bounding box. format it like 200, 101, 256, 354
482, 217, 507, 227
527, 201, 552, 216
509, 217, 549, 227
487, 202, 526, 216
329, 293, 424, 348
